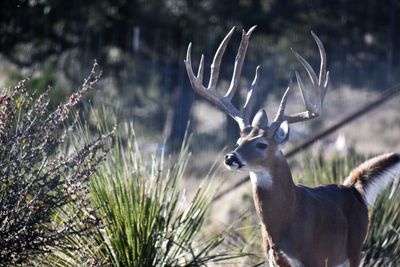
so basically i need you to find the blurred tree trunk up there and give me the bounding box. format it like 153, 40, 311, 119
225, 94, 241, 146
162, 64, 195, 149
386, 0, 397, 85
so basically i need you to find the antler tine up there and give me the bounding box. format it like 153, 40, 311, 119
322, 71, 330, 101
293, 32, 329, 114
184, 43, 200, 90
292, 51, 321, 115
292, 49, 319, 88
295, 70, 317, 114
185, 43, 206, 94
311, 31, 330, 102
197, 54, 204, 82
184, 27, 249, 130
273, 80, 292, 123
208, 26, 236, 89
311, 31, 326, 86
225, 25, 257, 101
272, 32, 329, 126
243, 65, 261, 124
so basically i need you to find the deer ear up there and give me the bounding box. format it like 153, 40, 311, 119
251, 109, 269, 129
274, 121, 290, 145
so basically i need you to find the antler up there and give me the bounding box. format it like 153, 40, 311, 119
184, 26, 260, 131
185, 28, 329, 132
271, 31, 329, 129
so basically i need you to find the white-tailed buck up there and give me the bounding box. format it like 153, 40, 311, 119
184, 26, 400, 267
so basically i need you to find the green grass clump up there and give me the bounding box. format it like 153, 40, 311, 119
39, 124, 239, 266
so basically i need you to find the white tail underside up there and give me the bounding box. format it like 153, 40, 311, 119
357, 162, 400, 207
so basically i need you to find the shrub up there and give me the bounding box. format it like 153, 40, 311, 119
0, 63, 112, 264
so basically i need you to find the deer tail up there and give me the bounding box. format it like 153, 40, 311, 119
343, 153, 400, 207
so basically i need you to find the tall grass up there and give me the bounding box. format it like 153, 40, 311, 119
38, 124, 241, 266
361, 180, 400, 266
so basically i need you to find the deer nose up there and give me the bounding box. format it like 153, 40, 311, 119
224, 153, 243, 169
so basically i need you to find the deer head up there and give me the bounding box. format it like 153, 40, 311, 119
184, 26, 329, 173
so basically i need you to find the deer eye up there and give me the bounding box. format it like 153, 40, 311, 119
256, 143, 268, 149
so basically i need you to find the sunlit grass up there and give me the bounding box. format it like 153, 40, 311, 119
36, 123, 244, 266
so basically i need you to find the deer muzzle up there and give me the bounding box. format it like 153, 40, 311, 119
224, 153, 244, 170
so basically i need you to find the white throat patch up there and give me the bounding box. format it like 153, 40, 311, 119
249, 171, 273, 189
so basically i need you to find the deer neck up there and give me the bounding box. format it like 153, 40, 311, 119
249, 150, 297, 243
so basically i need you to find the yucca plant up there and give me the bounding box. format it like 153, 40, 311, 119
361, 180, 400, 266
38, 124, 241, 266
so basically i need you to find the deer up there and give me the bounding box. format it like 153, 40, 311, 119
184, 26, 400, 267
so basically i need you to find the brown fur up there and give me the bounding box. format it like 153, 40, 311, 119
251, 154, 369, 266
234, 129, 399, 266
